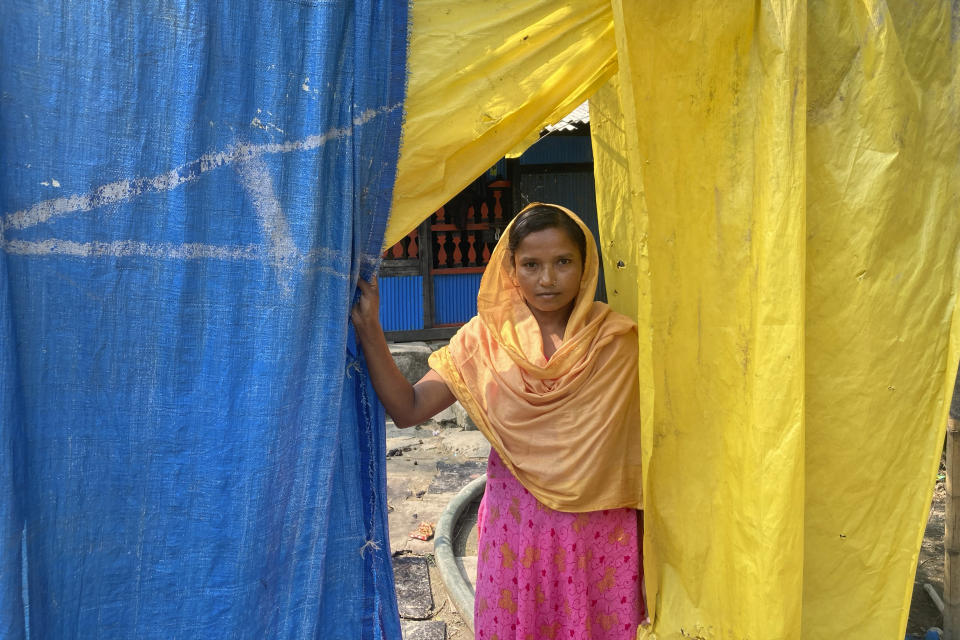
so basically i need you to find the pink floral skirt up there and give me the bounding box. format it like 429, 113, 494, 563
474, 450, 644, 640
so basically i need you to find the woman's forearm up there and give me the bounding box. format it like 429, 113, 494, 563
356, 324, 456, 427
354, 320, 420, 426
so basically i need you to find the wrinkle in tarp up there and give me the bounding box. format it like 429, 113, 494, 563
0, 2, 406, 638
393, 1, 960, 637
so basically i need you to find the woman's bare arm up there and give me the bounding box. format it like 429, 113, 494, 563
351, 275, 456, 427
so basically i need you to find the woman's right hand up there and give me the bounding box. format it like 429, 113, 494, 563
351, 274, 382, 340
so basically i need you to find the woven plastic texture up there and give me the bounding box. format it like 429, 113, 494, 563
0, 2, 406, 638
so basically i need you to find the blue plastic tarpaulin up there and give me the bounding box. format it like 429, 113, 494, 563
1, 2, 407, 638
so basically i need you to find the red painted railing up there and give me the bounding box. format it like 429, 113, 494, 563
382, 181, 511, 274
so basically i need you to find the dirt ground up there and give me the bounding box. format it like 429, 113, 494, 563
907, 455, 946, 637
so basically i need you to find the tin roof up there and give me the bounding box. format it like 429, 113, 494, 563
543, 101, 589, 133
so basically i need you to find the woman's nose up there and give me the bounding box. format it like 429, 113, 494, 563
540, 266, 556, 285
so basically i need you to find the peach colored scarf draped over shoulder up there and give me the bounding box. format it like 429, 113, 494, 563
428, 203, 643, 512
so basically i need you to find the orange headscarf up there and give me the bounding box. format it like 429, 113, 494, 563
428, 203, 643, 512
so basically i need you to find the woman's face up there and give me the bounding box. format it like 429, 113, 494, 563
511, 226, 584, 317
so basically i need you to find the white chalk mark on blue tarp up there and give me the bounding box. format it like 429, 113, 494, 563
0, 103, 401, 234
236, 155, 297, 293
3, 239, 262, 260
0, 239, 350, 280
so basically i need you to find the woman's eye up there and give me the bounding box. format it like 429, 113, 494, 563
558, 258, 571, 265
524, 262, 537, 269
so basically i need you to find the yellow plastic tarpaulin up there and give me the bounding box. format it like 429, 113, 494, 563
393, 1, 960, 637
596, 2, 960, 637
597, 3, 807, 637
384, 0, 617, 248
802, 2, 959, 636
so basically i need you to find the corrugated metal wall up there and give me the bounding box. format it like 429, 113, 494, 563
433, 273, 482, 325
378, 275, 423, 331
519, 135, 593, 165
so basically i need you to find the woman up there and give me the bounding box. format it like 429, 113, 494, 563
352, 203, 644, 639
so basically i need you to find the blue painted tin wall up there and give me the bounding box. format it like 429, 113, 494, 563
433, 273, 483, 325
378, 275, 424, 331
